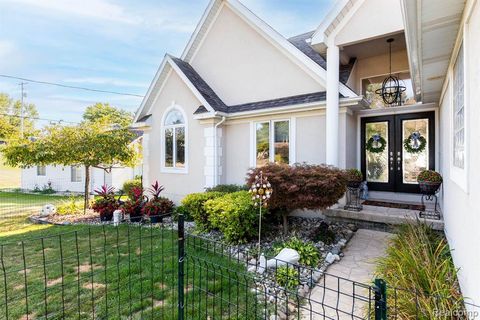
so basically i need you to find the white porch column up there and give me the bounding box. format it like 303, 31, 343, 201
326, 44, 340, 166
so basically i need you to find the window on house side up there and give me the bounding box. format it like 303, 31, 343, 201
163, 109, 186, 170
71, 166, 82, 182
37, 166, 46, 176
255, 120, 290, 167
453, 44, 465, 169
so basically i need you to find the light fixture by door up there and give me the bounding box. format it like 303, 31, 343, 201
375, 38, 406, 106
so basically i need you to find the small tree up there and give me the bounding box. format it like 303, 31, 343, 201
2, 104, 139, 212
246, 163, 347, 233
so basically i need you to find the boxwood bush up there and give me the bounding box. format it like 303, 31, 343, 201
205, 191, 258, 243
181, 192, 225, 230
205, 184, 248, 193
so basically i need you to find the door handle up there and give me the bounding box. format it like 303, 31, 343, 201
397, 156, 401, 170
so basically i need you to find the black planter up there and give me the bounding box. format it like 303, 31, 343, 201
100, 213, 113, 221
130, 215, 143, 223
150, 215, 163, 224
419, 181, 442, 195
347, 180, 362, 188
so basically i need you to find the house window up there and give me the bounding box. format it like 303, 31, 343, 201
71, 166, 82, 182
453, 44, 465, 169
255, 120, 290, 167
37, 166, 46, 176
162, 108, 186, 171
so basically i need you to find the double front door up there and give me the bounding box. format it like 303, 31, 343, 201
361, 112, 435, 193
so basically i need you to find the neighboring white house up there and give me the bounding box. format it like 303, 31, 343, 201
133, 0, 479, 307
21, 165, 141, 193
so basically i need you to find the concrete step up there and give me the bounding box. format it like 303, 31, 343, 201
325, 205, 444, 231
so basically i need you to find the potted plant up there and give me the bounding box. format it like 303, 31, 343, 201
92, 185, 120, 221
345, 168, 363, 188
122, 186, 146, 223
142, 181, 174, 223
417, 170, 443, 195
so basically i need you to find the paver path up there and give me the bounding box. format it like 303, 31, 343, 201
301, 229, 394, 319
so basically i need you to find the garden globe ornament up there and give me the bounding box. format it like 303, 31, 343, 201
249, 171, 273, 267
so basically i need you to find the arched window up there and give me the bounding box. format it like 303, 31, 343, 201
162, 107, 187, 171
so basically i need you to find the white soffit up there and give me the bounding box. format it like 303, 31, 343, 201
403, 0, 465, 103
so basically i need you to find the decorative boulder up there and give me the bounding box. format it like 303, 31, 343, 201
40, 204, 57, 216
258, 248, 300, 274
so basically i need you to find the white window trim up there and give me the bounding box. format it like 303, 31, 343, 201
160, 104, 189, 174
449, 36, 468, 192
37, 166, 46, 176
250, 118, 296, 167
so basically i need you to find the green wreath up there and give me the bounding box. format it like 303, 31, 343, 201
366, 134, 387, 154
403, 132, 427, 154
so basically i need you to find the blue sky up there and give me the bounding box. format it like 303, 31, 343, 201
0, 0, 334, 125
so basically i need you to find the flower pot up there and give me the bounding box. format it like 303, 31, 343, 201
150, 215, 162, 224
130, 215, 142, 223
419, 181, 442, 195
347, 180, 362, 188
100, 213, 113, 221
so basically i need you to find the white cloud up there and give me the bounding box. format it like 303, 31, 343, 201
8, 0, 139, 24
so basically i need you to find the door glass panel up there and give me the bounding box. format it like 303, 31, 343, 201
365, 122, 389, 183
402, 119, 429, 184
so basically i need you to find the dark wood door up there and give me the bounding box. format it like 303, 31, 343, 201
361, 112, 435, 193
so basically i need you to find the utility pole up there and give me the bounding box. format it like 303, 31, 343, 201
19, 82, 27, 138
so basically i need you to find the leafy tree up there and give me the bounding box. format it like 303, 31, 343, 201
0, 93, 39, 140
83, 102, 132, 127
2, 103, 139, 211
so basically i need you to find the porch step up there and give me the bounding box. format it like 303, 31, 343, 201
325, 205, 444, 231
367, 191, 426, 204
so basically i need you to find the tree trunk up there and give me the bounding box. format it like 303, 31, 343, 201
84, 165, 90, 214
282, 212, 288, 234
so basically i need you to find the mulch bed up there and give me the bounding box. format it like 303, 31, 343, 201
30, 212, 100, 225
362, 200, 425, 211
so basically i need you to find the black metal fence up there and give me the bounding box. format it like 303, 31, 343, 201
0, 214, 479, 319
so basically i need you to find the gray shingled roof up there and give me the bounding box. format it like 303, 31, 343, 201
288, 31, 327, 69
288, 31, 355, 85
170, 57, 228, 112
193, 91, 340, 114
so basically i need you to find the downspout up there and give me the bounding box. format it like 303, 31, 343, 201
213, 116, 226, 186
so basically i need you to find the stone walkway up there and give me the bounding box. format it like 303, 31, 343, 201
301, 229, 394, 319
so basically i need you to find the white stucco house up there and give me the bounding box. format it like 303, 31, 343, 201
133, 0, 479, 307
21, 165, 141, 193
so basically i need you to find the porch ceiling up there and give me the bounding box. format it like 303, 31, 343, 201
403, 0, 466, 103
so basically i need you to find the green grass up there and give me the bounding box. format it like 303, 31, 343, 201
0, 192, 73, 236
0, 154, 21, 189
0, 192, 261, 319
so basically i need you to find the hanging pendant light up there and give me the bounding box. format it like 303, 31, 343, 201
375, 38, 406, 106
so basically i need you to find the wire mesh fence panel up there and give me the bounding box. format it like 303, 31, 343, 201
0, 220, 179, 320
184, 233, 379, 320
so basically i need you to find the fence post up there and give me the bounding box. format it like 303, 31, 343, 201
177, 214, 185, 320
374, 278, 387, 320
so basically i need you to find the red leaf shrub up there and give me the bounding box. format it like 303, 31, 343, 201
246, 164, 347, 230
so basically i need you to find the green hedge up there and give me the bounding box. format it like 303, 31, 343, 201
181, 192, 225, 230
205, 184, 248, 193
122, 179, 142, 199
205, 191, 258, 243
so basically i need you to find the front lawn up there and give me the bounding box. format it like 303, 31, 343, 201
0, 192, 72, 236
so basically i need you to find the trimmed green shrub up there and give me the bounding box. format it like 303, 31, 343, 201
375, 222, 464, 318
181, 192, 225, 230
205, 184, 248, 193
172, 205, 192, 221
205, 191, 258, 243
274, 237, 320, 267
56, 196, 85, 215
122, 179, 142, 199
275, 266, 300, 291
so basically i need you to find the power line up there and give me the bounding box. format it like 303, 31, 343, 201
0, 112, 80, 124
0, 74, 145, 98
